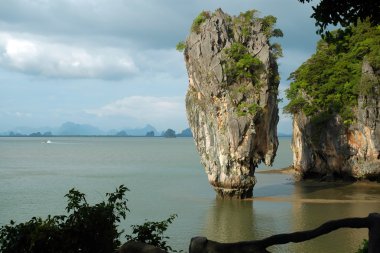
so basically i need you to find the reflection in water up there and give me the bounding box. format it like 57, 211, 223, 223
202, 180, 380, 253
287, 181, 380, 253
203, 198, 256, 242
202, 197, 293, 253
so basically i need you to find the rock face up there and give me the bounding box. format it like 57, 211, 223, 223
183, 9, 280, 198
292, 61, 380, 179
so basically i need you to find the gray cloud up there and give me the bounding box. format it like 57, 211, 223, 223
0, 0, 319, 49
0, 0, 320, 78
0, 32, 138, 79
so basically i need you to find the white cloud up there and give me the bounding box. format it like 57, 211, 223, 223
85, 96, 186, 122
0, 33, 138, 79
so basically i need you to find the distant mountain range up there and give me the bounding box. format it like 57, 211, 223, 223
0, 122, 194, 137
0, 122, 291, 137
58, 122, 104, 136
108, 124, 159, 136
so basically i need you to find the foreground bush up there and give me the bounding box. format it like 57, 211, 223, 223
356, 239, 369, 253
0, 186, 128, 253
126, 214, 181, 252
0, 185, 182, 253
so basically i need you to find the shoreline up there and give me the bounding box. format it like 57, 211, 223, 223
256, 166, 295, 174
249, 196, 380, 204
257, 166, 380, 184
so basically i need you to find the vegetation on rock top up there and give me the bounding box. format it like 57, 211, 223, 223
220, 10, 282, 117
284, 21, 380, 125
191, 11, 210, 33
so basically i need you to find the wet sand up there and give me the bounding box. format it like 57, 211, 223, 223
256, 166, 295, 174
250, 196, 380, 204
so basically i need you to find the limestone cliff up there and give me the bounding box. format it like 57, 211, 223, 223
286, 22, 380, 180
182, 9, 280, 198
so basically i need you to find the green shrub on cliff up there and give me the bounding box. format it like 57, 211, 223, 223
260, 15, 283, 38
191, 11, 210, 33
232, 10, 258, 39
270, 43, 283, 59
223, 42, 264, 85
176, 41, 186, 52
237, 102, 262, 117
284, 21, 380, 124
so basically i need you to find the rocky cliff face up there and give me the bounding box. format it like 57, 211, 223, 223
183, 9, 280, 198
292, 61, 380, 179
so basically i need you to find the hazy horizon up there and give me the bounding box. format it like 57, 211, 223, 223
0, 121, 293, 136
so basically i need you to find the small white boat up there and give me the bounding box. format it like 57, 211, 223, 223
46, 140, 52, 144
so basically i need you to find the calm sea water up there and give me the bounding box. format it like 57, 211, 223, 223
1, 137, 380, 252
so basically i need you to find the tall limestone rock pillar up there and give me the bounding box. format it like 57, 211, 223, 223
182, 9, 280, 198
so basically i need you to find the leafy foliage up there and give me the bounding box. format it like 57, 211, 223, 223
270, 43, 283, 59
298, 0, 380, 35
232, 10, 258, 40
231, 11, 283, 40
191, 11, 210, 33
223, 42, 264, 85
260, 15, 283, 38
284, 21, 380, 124
176, 41, 186, 52
126, 214, 181, 252
237, 102, 262, 117
0, 185, 129, 253
0, 185, 182, 253
356, 239, 368, 253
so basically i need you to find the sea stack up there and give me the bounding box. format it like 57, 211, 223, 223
182, 9, 281, 198
285, 22, 380, 180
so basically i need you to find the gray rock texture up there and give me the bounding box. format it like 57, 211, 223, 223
292, 61, 380, 179
183, 9, 279, 198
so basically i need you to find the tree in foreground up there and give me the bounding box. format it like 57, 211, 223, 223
298, 0, 380, 35
0, 185, 180, 253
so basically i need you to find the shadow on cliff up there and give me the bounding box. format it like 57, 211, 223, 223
297, 112, 362, 183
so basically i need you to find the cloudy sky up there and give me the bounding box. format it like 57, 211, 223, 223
0, 0, 319, 133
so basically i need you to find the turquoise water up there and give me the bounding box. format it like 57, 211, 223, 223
1, 137, 380, 252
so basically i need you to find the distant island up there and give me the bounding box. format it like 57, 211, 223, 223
0, 122, 195, 138
0, 122, 293, 138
